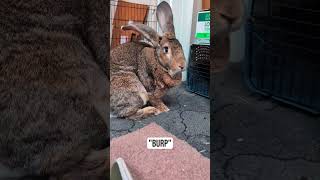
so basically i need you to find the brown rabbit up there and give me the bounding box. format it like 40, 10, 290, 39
111, 2, 186, 120
0, 0, 109, 179
212, 0, 245, 73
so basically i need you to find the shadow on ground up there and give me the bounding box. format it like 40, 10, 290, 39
110, 84, 210, 158
212, 63, 320, 180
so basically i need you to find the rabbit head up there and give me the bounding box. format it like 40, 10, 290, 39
121, 1, 186, 78
214, 0, 245, 36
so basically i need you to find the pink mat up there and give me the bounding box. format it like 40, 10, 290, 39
110, 123, 210, 180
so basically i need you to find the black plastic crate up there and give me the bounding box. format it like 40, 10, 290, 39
186, 44, 210, 97
188, 44, 210, 73
186, 66, 209, 98
244, 0, 320, 114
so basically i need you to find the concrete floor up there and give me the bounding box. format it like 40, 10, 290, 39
110, 84, 210, 158
212, 63, 320, 180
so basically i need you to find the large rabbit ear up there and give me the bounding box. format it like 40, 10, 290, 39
121, 22, 160, 47
156, 1, 175, 37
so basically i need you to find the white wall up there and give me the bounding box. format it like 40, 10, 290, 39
190, 0, 202, 44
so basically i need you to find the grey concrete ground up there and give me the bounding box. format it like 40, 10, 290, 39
212, 63, 320, 180
110, 84, 210, 158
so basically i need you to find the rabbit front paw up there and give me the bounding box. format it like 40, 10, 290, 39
157, 104, 170, 113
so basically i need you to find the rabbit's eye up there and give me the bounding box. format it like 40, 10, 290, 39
163, 47, 169, 53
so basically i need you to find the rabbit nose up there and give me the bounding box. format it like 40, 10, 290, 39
179, 65, 185, 70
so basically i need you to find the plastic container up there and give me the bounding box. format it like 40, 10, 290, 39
110, 158, 133, 180
186, 44, 210, 97
244, 0, 320, 114
188, 44, 210, 72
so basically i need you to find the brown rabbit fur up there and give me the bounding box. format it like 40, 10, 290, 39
110, 2, 185, 120
212, 0, 245, 73
0, 0, 109, 179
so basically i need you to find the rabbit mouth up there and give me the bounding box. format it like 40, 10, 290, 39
158, 64, 182, 78
168, 69, 183, 78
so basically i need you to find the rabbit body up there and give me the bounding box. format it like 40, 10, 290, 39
110, 2, 186, 120
111, 41, 182, 119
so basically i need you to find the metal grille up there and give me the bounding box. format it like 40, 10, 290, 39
189, 44, 210, 73
186, 44, 210, 98
110, 0, 158, 49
